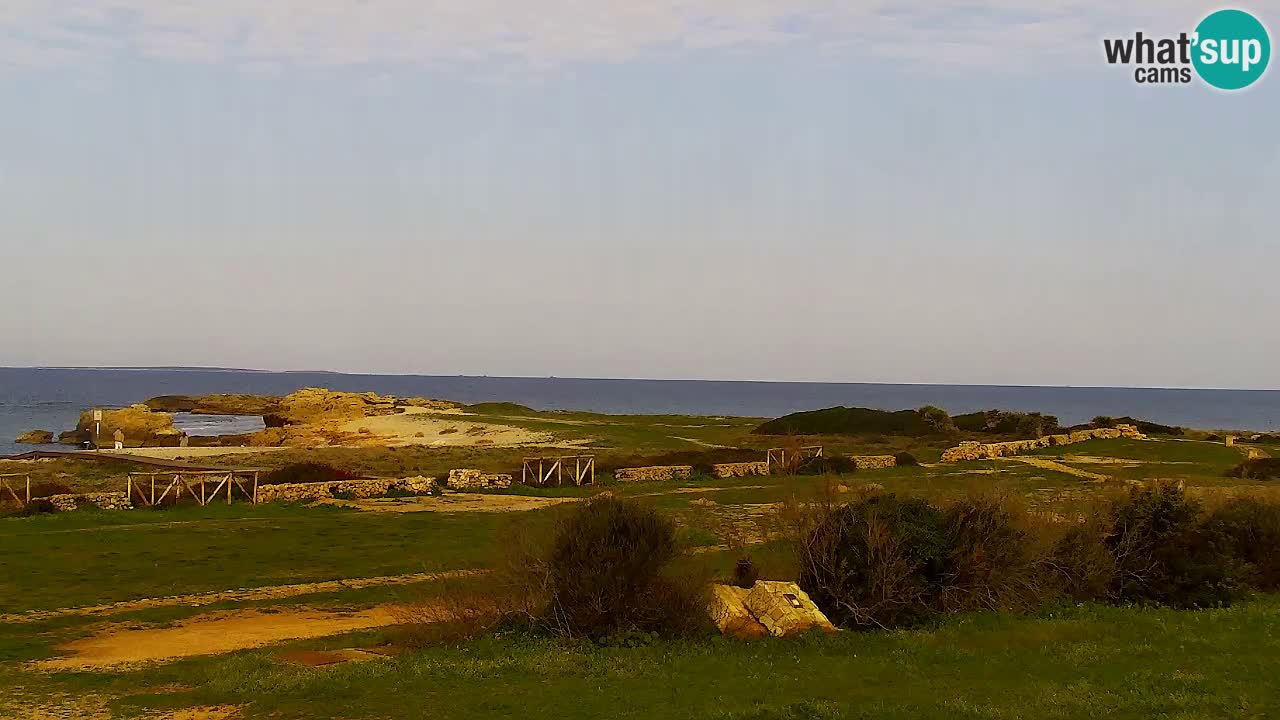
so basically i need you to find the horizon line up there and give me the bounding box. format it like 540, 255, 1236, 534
2, 366, 1277, 395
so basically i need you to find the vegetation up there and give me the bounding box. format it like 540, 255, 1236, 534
753, 406, 937, 437
262, 462, 363, 485
952, 409, 1061, 438
1091, 415, 1185, 436
1228, 458, 1280, 480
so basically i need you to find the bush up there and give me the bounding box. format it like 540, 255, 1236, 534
952, 410, 1062, 438
893, 452, 919, 467
1227, 458, 1280, 480
795, 455, 857, 476
795, 493, 947, 629
732, 556, 760, 588
1204, 497, 1280, 591
1046, 520, 1116, 602
1107, 483, 1245, 608
19, 498, 57, 516
262, 462, 361, 485
544, 496, 708, 639
917, 406, 956, 435
939, 498, 1046, 613
753, 407, 938, 437
1091, 416, 1184, 436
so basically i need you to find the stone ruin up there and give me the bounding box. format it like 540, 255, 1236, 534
940, 425, 1145, 463
850, 455, 897, 470
709, 581, 837, 639
613, 465, 694, 482
446, 469, 513, 491
709, 462, 770, 478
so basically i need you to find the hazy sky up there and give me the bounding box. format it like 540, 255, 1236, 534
1, 2, 1277, 389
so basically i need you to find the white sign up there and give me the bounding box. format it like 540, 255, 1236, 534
93, 409, 103, 422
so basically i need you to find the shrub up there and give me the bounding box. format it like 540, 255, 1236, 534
1227, 458, 1280, 480
939, 497, 1047, 613
262, 462, 360, 485
1091, 416, 1184, 436
1045, 519, 1116, 602
893, 452, 919, 467
917, 406, 956, 435
1107, 483, 1245, 608
543, 496, 708, 639
1204, 497, 1280, 591
753, 407, 937, 437
795, 493, 947, 629
952, 410, 1062, 438
19, 498, 58, 516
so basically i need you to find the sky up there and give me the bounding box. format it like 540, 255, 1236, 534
1, 1, 1278, 389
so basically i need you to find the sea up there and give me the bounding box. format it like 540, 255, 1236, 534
1, 367, 1278, 456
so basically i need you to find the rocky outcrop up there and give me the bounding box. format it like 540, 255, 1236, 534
709, 581, 837, 638
446, 469, 513, 491
850, 455, 897, 470
941, 425, 1145, 463
69, 405, 182, 448
613, 465, 694, 483
255, 476, 438, 503
15, 430, 54, 444
710, 462, 770, 479
276, 388, 459, 425
145, 394, 280, 415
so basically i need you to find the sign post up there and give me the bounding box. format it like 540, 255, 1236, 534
93, 409, 103, 452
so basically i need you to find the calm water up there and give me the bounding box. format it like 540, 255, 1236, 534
1, 367, 1278, 456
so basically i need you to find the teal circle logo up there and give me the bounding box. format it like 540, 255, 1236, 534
1193, 9, 1271, 90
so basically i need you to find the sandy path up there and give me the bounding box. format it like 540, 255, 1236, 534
1006, 457, 1110, 482
1, 570, 478, 625
341, 408, 560, 447
37, 607, 402, 670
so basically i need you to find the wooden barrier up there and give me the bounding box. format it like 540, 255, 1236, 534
766, 446, 822, 474
521, 456, 595, 487
0, 473, 30, 506
127, 471, 260, 507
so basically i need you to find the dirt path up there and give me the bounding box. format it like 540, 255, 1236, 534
1005, 457, 1110, 482
318, 494, 580, 513
37, 607, 402, 670
0, 570, 478, 625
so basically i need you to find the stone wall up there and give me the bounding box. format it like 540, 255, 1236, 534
446, 469, 513, 491
44, 492, 133, 511
851, 455, 897, 470
255, 476, 437, 503
710, 462, 770, 479
613, 465, 694, 483
941, 425, 1145, 463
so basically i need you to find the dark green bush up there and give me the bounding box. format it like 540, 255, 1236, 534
753, 407, 937, 437
1227, 458, 1280, 480
1107, 483, 1245, 608
893, 452, 919, 467
952, 410, 1062, 438
795, 455, 857, 476
796, 494, 947, 629
545, 496, 708, 639
1204, 498, 1280, 591
1091, 416, 1185, 436
1047, 521, 1115, 602
19, 498, 57, 516
732, 556, 760, 588
262, 462, 360, 485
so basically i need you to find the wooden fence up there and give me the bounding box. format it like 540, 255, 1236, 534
0, 473, 30, 506
521, 456, 595, 487
127, 471, 261, 507
766, 446, 823, 473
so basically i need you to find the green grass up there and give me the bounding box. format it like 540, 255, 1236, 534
0, 503, 532, 613
8, 598, 1275, 720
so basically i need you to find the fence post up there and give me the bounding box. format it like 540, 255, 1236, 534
227, 473, 233, 505
253, 472, 259, 504
26, 476, 31, 504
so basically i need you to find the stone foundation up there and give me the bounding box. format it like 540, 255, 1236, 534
710, 462, 770, 479
446, 469, 513, 491
44, 492, 133, 511
941, 425, 1145, 463
256, 476, 438, 503
612, 465, 694, 483
851, 455, 897, 470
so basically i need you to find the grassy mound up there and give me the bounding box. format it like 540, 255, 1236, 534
1228, 458, 1280, 480
465, 402, 542, 416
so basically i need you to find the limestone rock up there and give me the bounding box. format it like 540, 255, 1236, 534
850, 455, 897, 470
71, 405, 182, 448
15, 430, 54, 444
744, 581, 837, 637
708, 584, 769, 639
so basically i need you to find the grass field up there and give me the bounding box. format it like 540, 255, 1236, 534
2, 434, 1277, 719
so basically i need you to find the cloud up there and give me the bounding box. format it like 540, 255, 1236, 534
0, 1, 1272, 71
